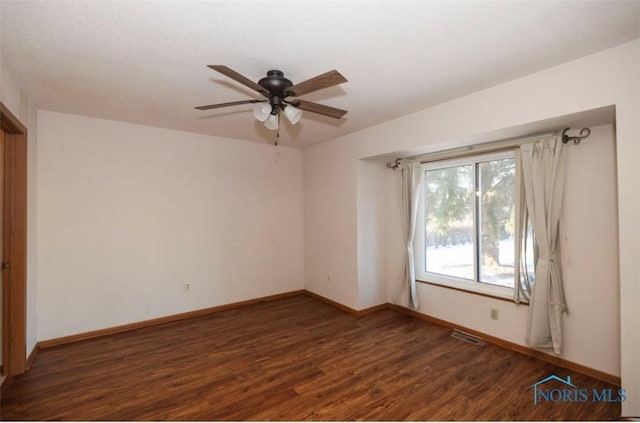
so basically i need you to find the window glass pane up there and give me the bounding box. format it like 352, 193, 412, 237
424, 165, 474, 280
478, 158, 516, 287
522, 218, 536, 286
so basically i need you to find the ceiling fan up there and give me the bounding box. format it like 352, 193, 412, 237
195, 66, 348, 138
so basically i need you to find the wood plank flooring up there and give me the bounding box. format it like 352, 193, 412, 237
1, 295, 621, 420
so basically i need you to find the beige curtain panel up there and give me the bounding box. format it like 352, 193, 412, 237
394, 162, 423, 310
517, 137, 569, 354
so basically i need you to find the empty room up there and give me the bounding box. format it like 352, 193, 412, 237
0, 0, 639, 420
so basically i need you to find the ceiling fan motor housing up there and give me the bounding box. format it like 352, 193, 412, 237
259, 70, 293, 97
259, 70, 294, 113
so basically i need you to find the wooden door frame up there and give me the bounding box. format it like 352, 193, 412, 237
0, 102, 28, 388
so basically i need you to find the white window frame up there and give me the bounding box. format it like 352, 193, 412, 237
414, 150, 519, 300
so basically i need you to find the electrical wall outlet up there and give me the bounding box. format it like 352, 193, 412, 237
327, 273, 334, 281
185, 283, 191, 292
490, 308, 499, 320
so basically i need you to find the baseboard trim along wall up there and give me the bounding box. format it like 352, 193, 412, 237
386, 303, 621, 386
38, 290, 305, 350
26, 343, 40, 370
0, 374, 8, 398
302, 290, 388, 317
27, 289, 619, 388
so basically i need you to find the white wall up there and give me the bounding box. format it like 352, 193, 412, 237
559, 124, 620, 375
304, 40, 639, 414
0, 61, 39, 358
36, 111, 304, 340
304, 145, 359, 307
356, 159, 388, 309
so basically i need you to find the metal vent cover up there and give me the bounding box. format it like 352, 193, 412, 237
451, 329, 485, 346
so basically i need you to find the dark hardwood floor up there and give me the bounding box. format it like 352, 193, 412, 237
1, 294, 621, 420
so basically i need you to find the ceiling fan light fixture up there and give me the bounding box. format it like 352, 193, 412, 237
283, 104, 302, 125
264, 112, 279, 130
253, 102, 271, 122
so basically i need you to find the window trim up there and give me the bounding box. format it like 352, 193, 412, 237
416, 279, 528, 304
415, 150, 518, 301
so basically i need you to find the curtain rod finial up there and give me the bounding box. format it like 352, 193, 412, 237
387, 158, 402, 170
562, 127, 591, 145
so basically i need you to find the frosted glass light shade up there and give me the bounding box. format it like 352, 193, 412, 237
253, 103, 271, 122
283, 105, 302, 125
264, 113, 279, 130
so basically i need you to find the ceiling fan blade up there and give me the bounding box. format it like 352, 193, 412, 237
292, 99, 347, 119
288, 70, 347, 97
194, 99, 264, 111
207, 65, 269, 95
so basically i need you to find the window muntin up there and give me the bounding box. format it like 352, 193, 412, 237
417, 151, 519, 298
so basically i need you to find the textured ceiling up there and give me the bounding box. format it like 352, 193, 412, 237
1, 0, 638, 148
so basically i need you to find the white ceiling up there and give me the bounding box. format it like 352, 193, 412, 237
1, 0, 638, 148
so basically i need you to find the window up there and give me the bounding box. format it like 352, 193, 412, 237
415, 151, 532, 299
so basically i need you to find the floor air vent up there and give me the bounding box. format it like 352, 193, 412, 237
451, 329, 485, 346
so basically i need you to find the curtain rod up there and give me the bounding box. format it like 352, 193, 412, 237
386, 127, 591, 169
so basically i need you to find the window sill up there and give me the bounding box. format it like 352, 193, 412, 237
416, 279, 529, 305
